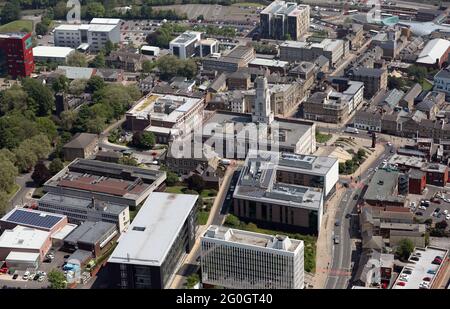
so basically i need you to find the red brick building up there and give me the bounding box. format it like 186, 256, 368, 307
423, 163, 449, 187
0, 32, 34, 77
408, 169, 426, 195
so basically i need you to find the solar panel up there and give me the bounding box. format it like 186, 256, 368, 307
7, 209, 62, 229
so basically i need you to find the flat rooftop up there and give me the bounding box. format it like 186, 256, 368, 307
0, 226, 50, 250
90, 18, 121, 25
39, 193, 127, 216
388, 154, 426, 169
44, 158, 166, 200
108, 192, 198, 266
249, 58, 288, 68
33, 46, 74, 58
364, 169, 405, 202
234, 150, 323, 211
202, 225, 303, 253
64, 221, 117, 245
171, 31, 201, 45
203, 112, 313, 148
127, 93, 203, 123
393, 246, 448, 289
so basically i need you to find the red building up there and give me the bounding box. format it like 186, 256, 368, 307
0, 32, 34, 78
408, 169, 426, 195
423, 163, 449, 187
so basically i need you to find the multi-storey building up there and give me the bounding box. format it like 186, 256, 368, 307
260, 1, 310, 40
38, 194, 130, 233
231, 150, 339, 234
0, 32, 34, 77
201, 225, 304, 289
169, 31, 202, 60
43, 158, 167, 207
54, 18, 121, 52
202, 45, 256, 73
107, 192, 198, 289
347, 67, 387, 99
303, 80, 364, 123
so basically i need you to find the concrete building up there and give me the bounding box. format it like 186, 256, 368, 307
248, 58, 289, 74
232, 150, 338, 234
62, 133, 99, 161
400, 83, 422, 109
0, 226, 51, 261
63, 221, 118, 258
347, 67, 388, 99
370, 29, 401, 59
38, 194, 130, 233
125, 93, 205, 143
54, 18, 121, 52
0, 208, 68, 235
363, 169, 406, 207
279, 39, 348, 67
201, 225, 304, 289
107, 192, 198, 289
169, 31, 202, 60
43, 158, 166, 207
106, 50, 144, 72
32, 46, 75, 63
199, 39, 219, 58
260, 1, 310, 41
434, 65, 450, 96
202, 45, 256, 73
303, 80, 364, 123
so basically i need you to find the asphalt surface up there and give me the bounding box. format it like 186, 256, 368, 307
325, 144, 392, 289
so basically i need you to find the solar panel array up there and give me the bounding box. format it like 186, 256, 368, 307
6, 209, 63, 229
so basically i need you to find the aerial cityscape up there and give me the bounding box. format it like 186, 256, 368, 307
0, 0, 450, 293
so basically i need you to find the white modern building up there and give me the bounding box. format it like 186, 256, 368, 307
108, 192, 198, 289
201, 225, 304, 289
54, 18, 121, 52
0, 226, 52, 261
33, 46, 75, 63
169, 31, 202, 59
38, 194, 130, 233
141, 45, 160, 56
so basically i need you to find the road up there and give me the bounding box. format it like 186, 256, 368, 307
330, 38, 373, 77
8, 172, 35, 212
169, 163, 239, 289
325, 144, 392, 289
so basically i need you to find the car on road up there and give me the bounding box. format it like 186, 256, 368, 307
446, 214, 450, 220
444, 209, 448, 215
334, 235, 340, 244
335, 220, 340, 226
345, 213, 351, 219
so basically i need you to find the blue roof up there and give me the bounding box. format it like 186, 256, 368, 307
2, 208, 64, 230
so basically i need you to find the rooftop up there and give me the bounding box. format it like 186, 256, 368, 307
202, 225, 303, 254
170, 31, 201, 45
416, 38, 450, 65
364, 169, 404, 202
0, 226, 50, 250
393, 246, 448, 289
33, 46, 74, 58
388, 153, 427, 169
249, 58, 288, 68
63, 133, 98, 149
57, 66, 95, 79
90, 18, 121, 25
64, 221, 117, 245
39, 193, 127, 215
108, 192, 198, 266
1, 207, 66, 231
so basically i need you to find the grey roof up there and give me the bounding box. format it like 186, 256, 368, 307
108, 192, 198, 266
65, 221, 117, 245
416, 99, 436, 112
435, 66, 450, 79
57, 66, 95, 80
95, 68, 123, 79
382, 89, 405, 107
364, 169, 405, 203
68, 249, 92, 263
402, 83, 422, 102
63, 133, 98, 149
351, 67, 386, 78
209, 73, 227, 92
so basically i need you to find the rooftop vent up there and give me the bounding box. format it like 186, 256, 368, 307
132, 226, 146, 232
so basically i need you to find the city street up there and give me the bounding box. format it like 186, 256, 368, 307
325, 144, 392, 289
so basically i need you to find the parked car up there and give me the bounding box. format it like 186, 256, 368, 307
427, 269, 436, 275
410, 256, 419, 261
422, 277, 431, 282
22, 271, 30, 280
416, 211, 423, 216
432, 258, 442, 265
396, 281, 405, 286
12, 273, 18, 280
446, 214, 450, 220
335, 220, 340, 226
334, 235, 340, 244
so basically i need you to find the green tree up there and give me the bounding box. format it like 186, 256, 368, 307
185, 273, 200, 289
67, 52, 88, 67
0, 2, 21, 25
90, 52, 106, 68
142, 60, 154, 73
118, 156, 138, 166
53, 1, 68, 19
224, 214, 241, 228
31, 161, 51, 186
197, 14, 204, 21
407, 65, 427, 83
387, 76, 406, 90
35, 22, 49, 35
396, 239, 415, 261
22, 78, 55, 116
14, 145, 38, 173
28, 134, 52, 159
69, 79, 88, 95
0, 191, 8, 216
186, 173, 205, 193
85, 2, 105, 19
0, 85, 28, 114
165, 171, 179, 186
36, 117, 58, 142
52, 75, 70, 93
48, 269, 66, 289
0, 153, 18, 192
104, 40, 115, 56
86, 76, 105, 93
59, 110, 78, 131
49, 158, 64, 175
131, 131, 155, 149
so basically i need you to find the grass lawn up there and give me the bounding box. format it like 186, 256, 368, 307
421, 79, 433, 91
0, 20, 33, 33
225, 215, 317, 273
200, 189, 217, 198
6, 184, 20, 200
316, 131, 332, 143
197, 210, 210, 225
31, 186, 45, 199
165, 185, 187, 194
